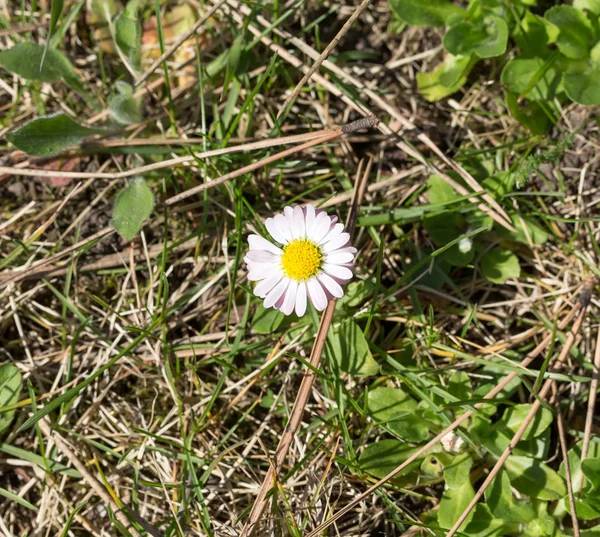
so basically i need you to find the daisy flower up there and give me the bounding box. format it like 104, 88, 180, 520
245, 205, 356, 316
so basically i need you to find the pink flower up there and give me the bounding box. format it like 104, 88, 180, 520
245, 205, 357, 316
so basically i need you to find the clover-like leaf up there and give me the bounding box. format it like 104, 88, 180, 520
545, 5, 592, 59
444, 16, 508, 59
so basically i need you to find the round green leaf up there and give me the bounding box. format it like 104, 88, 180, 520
110, 177, 155, 241
358, 439, 422, 481
485, 469, 536, 523
582, 458, 600, 491
367, 386, 418, 420
251, 304, 285, 334
480, 248, 520, 284
574, 0, 600, 14
0, 42, 75, 82
0, 364, 22, 434
438, 478, 475, 529
463, 504, 509, 537
444, 16, 508, 59
389, 0, 465, 27
564, 70, 600, 105
416, 54, 472, 102
545, 5, 592, 59
6, 113, 106, 157
327, 320, 378, 377
501, 57, 562, 101
427, 174, 459, 204
502, 404, 553, 440
505, 455, 566, 500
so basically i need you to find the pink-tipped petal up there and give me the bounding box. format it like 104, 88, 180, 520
248, 234, 282, 255
322, 233, 351, 252
295, 281, 307, 317
318, 273, 344, 298
292, 206, 305, 238
324, 251, 355, 264
274, 214, 293, 242
309, 212, 332, 243
323, 263, 353, 281
307, 277, 328, 311
280, 279, 298, 315
304, 205, 316, 237
265, 217, 288, 245
246, 250, 279, 263
319, 223, 344, 245
254, 272, 283, 296
264, 278, 290, 308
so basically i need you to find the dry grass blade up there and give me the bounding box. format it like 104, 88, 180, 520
444, 290, 592, 537
276, 0, 372, 119
240, 156, 373, 537
37, 419, 163, 537
306, 295, 587, 537
556, 396, 581, 537
135, 0, 228, 87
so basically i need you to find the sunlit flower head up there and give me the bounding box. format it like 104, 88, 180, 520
245, 205, 356, 316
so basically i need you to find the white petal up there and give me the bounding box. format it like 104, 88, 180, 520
318, 273, 344, 298
324, 251, 355, 264
248, 234, 282, 255
307, 277, 328, 311
279, 279, 298, 316
304, 205, 316, 237
295, 281, 307, 317
323, 263, 353, 281
284, 206, 295, 236
247, 260, 279, 281
273, 214, 293, 242
254, 272, 283, 296
292, 205, 305, 239
265, 217, 288, 245
309, 212, 332, 243
319, 223, 344, 245
246, 250, 280, 263
322, 233, 351, 252
264, 278, 290, 308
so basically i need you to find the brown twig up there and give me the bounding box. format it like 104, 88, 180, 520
276, 0, 372, 118
306, 295, 586, 537
240, 156, 374, 537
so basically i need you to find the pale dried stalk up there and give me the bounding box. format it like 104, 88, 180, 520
306, 298, 585, 537
38, 419, 163, 537
555, 392, 580, 537
277, 0, 373, 118
445, 294, 591, 537
580, 324, 600, 487
240, 157, 373, 537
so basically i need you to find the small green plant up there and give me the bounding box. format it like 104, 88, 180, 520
390, 0, 600, 132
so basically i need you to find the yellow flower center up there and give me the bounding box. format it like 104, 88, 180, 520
281, 239, 323, 281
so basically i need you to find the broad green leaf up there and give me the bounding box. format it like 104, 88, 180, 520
501, 57, 562, 101
358, 439, 422, 482
574, 0, 600, 14
582, 524, 600, 537
424, 213, 461, 244
444, 16, 508, 59
524, 516, 557, 537
443, 452, 473, 490
438, 478, 475, 529
0, 364, 21, 434
6, 114, 106, 157
427, 175, 459, 204
252, 304, 285, 334
0, 42, 88, 99
505, 455, 566, 500
545, 5, 592, 59
485, 469, 536, 522
443, 241, 475, 267
560, 440, 600, 489
567, 496, 600, 520
499, 214, 549, 245
42, 0, 65, 69
447, 371, 471, 402
463, 504, 511, 537
387, 413, 430, 442
513, 11, 559, 55
367, 386, 418, 420
582, 458, 600, 491
480, 249, 520, 284
109, 82, 143, 125
564, 70, 600, 105
110, 177, 154, 241
504, 90, 553, 134
417, 54, 472, 101
502, 404, 553, 440
326, 320, 378, 376
389, 0, 464, 26
336, 279, 375, 310
115, 0, 141, 72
